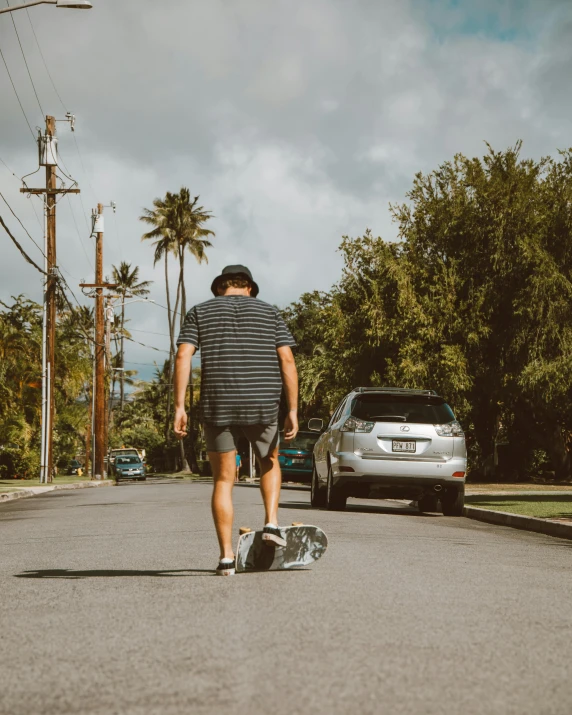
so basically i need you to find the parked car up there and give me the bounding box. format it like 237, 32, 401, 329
68, 459, 82, 475
310, 387, 467, 515
278, 430, 321, 483
114, 455, 146, 482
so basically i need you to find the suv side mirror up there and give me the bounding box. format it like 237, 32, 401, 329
308, 418, 324, 432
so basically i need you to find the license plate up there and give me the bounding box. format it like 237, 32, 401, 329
392, 440, 416, 453
292, 458, 305, 465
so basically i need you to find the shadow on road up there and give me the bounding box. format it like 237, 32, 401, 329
15, 568, 214, 579
279, 500, 438, 516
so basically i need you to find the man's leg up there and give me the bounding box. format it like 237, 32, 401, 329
209, 450, 237, 560
258, 445, 281, 525
205, 424, 239, 562
242, 424, 281, 526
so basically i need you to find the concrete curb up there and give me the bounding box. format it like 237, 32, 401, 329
464, 506, 572, 541
0, 480, 114, 504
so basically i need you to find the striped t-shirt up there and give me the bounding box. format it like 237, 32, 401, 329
176, 295, 296, 426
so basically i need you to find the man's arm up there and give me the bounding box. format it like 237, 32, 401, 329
277, 345, 299, 441
173, 343, 196, 438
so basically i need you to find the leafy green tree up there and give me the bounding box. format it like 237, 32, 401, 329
287, 144, 572, 481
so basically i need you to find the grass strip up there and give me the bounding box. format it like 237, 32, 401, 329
469, 496, 572, 520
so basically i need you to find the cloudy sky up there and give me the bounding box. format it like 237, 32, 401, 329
1, 0, 571, 381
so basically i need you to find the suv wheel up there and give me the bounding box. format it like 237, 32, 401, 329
326, 463, 346, 511
441, 486, 465, 516
310, 464, 326, 508
418, 494, 439, 514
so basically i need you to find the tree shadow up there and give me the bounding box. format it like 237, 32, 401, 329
15, 568, 214, 579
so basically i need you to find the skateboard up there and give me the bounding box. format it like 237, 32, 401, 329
235, 523, 328, 573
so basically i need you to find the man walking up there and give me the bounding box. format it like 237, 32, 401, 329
173, 265, 298, 575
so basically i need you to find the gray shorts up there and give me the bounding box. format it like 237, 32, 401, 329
204, 423, 279, 460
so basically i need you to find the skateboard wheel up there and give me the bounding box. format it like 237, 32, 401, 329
239, 527, 252, 535
291, 522, 304, 526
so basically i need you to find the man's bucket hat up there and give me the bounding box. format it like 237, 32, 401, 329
210, 264, 260, 298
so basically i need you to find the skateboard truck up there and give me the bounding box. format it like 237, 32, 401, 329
240, 523, 302, 534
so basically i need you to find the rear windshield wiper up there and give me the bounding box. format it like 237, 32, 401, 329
365, 415, 407, 421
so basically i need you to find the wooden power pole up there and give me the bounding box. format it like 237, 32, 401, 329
45, 116, 57, 483
94, 204, 106, 479
20, 115, 80, 483
80, 206, 117, 479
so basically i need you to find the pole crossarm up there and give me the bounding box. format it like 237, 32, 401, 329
79, 283, 119, 289
20, 188, 81, 195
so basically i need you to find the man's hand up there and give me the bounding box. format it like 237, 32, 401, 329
173, 344, 196, 439
283, 410, 299, 442
173, 408, 188, 439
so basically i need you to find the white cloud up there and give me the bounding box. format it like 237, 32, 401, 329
1, 0, 572, 380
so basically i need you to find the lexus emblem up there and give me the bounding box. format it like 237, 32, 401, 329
400, 425, 410, 432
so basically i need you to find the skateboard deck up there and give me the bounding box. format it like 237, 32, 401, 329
235, 523, 328, 573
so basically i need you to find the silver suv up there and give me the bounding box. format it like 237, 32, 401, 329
309, 388, 467, 515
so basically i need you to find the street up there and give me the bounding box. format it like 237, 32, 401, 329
1, 481, 572, 715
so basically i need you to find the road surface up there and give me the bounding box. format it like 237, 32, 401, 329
1, 480, 571, 715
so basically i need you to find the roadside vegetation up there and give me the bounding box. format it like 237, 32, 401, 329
0, 296, 92, 479
2, 148, 571, 483
285, 144, 572, 482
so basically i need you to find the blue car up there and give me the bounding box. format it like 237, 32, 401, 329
278, 431, 320, 483
114, 455, 146, 482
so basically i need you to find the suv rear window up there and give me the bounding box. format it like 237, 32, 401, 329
351, 394, 455, 424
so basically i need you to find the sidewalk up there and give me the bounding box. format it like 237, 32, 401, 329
0, 480, 114, 504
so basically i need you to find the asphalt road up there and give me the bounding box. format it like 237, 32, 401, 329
1, 481, 572, 715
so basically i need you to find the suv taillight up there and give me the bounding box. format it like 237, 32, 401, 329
340, 416, 375, 433
434, 420, 464, 437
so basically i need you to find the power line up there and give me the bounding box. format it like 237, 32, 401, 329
0, 189, 45, 257
0, 214, 46, 275
0, 43, 35, 140
0, 155, 18, 178
72, 132, 97, 202
7, 3, 44, 117
151, 299, 184, 319
129, 328, 172, 338
59, 147, 92, 232
1, 157, 45, 234
15, 11, 95, 237
25, 8, 67, 112
65, 193, 94, 271
124, 335, 170, 354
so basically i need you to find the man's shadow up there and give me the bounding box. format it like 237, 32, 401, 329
15, 568, 214, 579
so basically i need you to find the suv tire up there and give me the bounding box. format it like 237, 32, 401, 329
326, 463, 346, 511
441, 486, 465, 516
310, 464, 326, 508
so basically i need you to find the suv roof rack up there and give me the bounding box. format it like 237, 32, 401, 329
352, 387, 438, 396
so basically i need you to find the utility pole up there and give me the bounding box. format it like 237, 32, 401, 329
45, 117, 57, 484
94, 204, 106, 480
21, 115, 80, 483
80, 206, 117, 480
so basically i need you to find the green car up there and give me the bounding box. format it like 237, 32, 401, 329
114, 455, 146, 482
278, 431, 320, 483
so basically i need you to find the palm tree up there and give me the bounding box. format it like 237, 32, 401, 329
110, 262, 152, 409
140, 189, 214, 473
